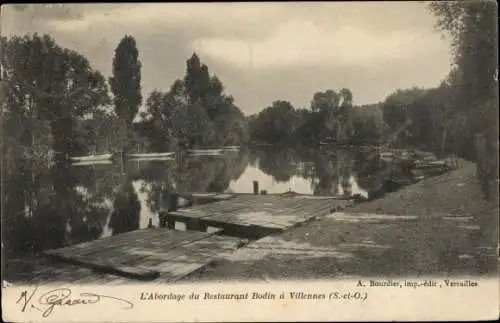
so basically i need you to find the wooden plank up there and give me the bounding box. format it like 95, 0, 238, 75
43, 228, 239, 282
167, 195, 278, 219
165, 195, 351, 239
442, 216, 475, 222
46, 229, 216, 262
124, 234, 242, 282
271, 198, 313, 216
68, 230, 177, 257
270, 199, 333, 220
272, 196, 314, 212
293, 204, 335, 219
67, 230, 211, 264
203, 200, 336, 236
288, 200, 336, 217
214, 211, 295, 229
48, 229, 212, 258
45, 252, 160, 281
327, 212, 418, 223
290, 195, 351, 200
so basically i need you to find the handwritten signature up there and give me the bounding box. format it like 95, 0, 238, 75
16, 286, 134, 318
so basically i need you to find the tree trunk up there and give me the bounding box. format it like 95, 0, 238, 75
440, 125, 448, 158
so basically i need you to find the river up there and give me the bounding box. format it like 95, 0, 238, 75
3, 146, 391, 259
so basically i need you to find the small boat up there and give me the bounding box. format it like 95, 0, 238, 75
413, 159, 448, 170
71, 153, 112, 162
130, 156, 175, 162
72, 160, 113, 166
187, 149, 223, 156
319, 137, 337, 145
222, 146, 240, 151
379, 152, 394, 158
128, 152, 175, 159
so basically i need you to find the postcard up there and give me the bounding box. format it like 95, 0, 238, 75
1, 2, 498, 322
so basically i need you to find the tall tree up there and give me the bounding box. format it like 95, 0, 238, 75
428, 1, 498, 144
249, 101, 300, 144
1, 34, 109, 161
2, 34, 110, 258
109, 35, 142, 152
309, 88, 354, 143
139, 53, 248, 150
338, 88, 354, 142
310, 90, 340, 113
184, 53, 206, 104
429, 1, 497, 105
429, 0, 499, 199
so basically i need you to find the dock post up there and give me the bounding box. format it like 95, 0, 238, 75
166, 219, 175, 229
170, 193, 179, 212
253, 181, 259, 195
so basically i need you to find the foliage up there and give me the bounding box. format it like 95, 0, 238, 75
351, 115, 381, 145
137, 53, 248, 150
428, 1, 498, 156
429, 1, 497, 108
249, 100, 301, 144
376, 2, 499, 165
109, 35, 143, 151
109, 35, 142, 123
249, 88, 380, 146
1, 34, 110, 163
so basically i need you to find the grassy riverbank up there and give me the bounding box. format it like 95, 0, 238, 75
183, 161, 498, 282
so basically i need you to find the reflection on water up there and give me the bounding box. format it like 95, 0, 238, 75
4, 147, 387, 260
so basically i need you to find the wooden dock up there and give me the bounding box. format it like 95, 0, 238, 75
39, 194, 352, 282
43, 228, 242, 282
161, 194, 352, 239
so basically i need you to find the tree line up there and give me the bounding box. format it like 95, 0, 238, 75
378, 2, 497, 200
2, 0, 496, 169
247, 1, 498, 192
248, 90, 384, 147
1, 34, 249, 170
383, 2, 497, 158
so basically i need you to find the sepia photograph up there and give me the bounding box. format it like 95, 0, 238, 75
1, 2, 498, 322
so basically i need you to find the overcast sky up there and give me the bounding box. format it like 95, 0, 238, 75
1, 3, 453, 115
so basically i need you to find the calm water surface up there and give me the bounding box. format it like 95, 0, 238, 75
4, 147, 389, 259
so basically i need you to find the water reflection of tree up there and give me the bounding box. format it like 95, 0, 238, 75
3, 156, 53, 256
351, 149, 384, 194
207, 151, 249, 192
109, 181, 141, 235
249, 147, 379, 197
72, 163, 122, 203
247, 148, 259, 167
251, 148, 297, 182
310, 150, 356, 196
137, 150, 250, 213
312, 148, 379, 196
312, 152, 340, 196
3, 160, 113, 260
138, 161, 178, 213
